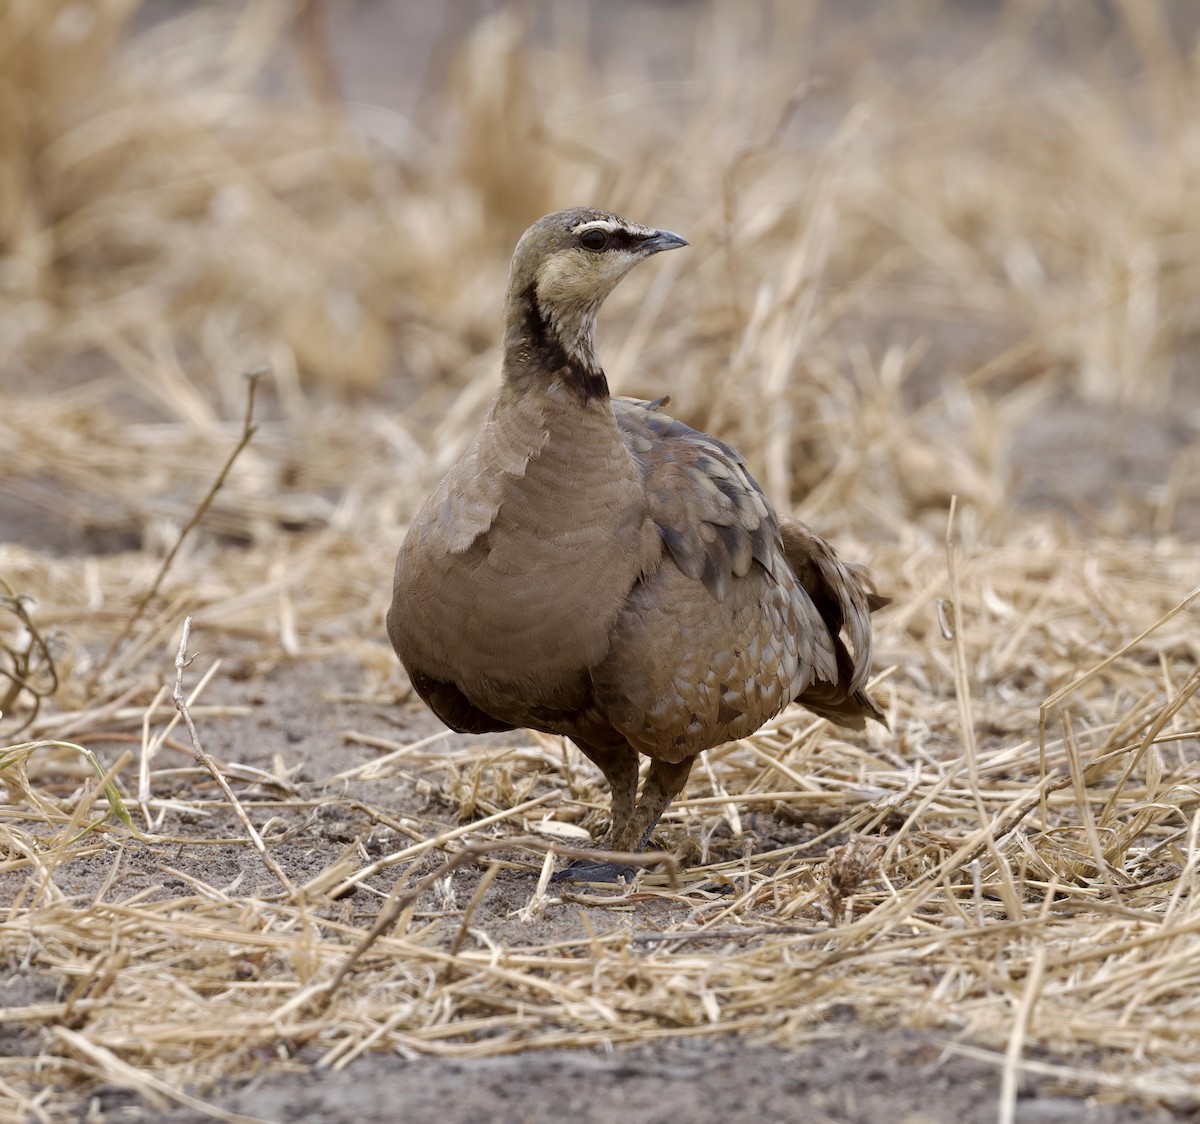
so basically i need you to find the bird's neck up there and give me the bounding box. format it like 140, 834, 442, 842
501, 283, 609, 404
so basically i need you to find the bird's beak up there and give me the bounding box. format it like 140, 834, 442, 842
641, 229, 689, 255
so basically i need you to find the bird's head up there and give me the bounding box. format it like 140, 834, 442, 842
503, 208, 688, 386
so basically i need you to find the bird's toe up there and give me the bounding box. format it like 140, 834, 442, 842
550, 858, 638, 884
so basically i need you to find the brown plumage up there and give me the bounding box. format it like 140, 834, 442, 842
388, 207, 887, 879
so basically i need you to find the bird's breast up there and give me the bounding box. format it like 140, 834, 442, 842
391, 400, 660, 715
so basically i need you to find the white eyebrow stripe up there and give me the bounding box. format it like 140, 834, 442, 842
570, 218, 634, 237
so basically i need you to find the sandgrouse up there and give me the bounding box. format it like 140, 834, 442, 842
388, 207, 886, 880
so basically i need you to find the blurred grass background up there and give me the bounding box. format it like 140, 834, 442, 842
2, 1, 1198, 570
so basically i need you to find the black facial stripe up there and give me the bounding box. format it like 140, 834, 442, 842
514, 280, 610, 402
517, 281, 551, 340
606, 229, 643, 252
572, 224, 646, 252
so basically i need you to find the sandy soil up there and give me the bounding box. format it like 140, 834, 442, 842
158, 1035, 1173, 1124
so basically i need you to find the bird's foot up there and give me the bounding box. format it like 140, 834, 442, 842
550, 858, 638, 884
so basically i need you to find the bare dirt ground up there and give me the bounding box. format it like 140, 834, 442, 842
159, 1035, 1173, 1124
3, 3, 1200, 1123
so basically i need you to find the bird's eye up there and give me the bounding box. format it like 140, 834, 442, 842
579, 229, 608, 251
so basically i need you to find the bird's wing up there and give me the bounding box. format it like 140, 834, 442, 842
613, 397, 787, 600
778, 518, 888, 729
596, 397, 840, 759
778, 518, 884, 698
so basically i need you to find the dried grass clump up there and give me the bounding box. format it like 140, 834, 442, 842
0, 1, 415, 396
2, 1, 1200, 1121
2, 557, 1198, 1119
0, 1, 138, 293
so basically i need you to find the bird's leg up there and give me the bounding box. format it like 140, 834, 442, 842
615, 756, 695, 853
554, 754, 696, 884
552, 741, 640, 883
572, 741, 640, 844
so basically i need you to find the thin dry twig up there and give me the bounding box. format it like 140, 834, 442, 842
0, 582, 59, 735
92, 370, 266, 685
998, 946, 1048, 1124
172, 616, 295, 897
943, 496, 986, 826
53, 1027, 271, 1124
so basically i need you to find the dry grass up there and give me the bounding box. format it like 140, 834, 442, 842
2, 1, 1200, 1120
